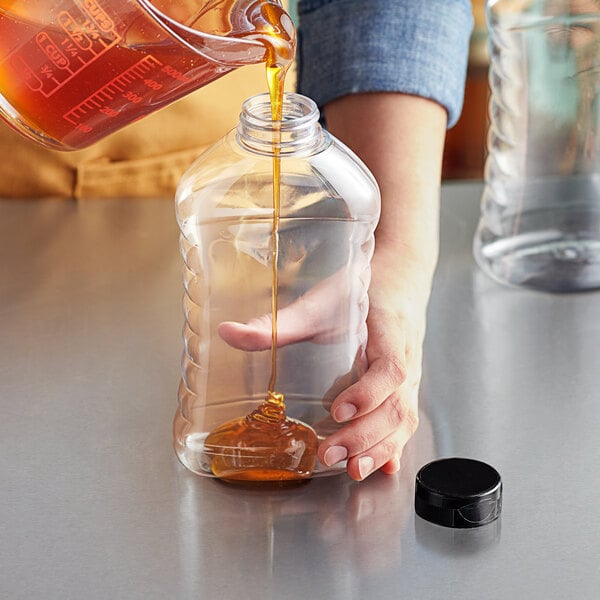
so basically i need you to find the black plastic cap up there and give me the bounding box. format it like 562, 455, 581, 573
415, 457, 502, 528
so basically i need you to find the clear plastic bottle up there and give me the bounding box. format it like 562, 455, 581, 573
173, 92, 380, 482
474, 0, 600, 292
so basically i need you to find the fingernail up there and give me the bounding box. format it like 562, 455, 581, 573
358, 456, 374, 480
389, 456, 401, 473
334, 403, 357, 422
323, 445, 348, 466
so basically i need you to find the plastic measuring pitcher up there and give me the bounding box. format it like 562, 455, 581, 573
0, 0, 293, 150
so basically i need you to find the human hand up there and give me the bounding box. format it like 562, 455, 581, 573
218, 247, 429, 482
316, 247, 428, 481
316, 92, 443, 481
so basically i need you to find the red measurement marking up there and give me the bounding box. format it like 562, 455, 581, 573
58, 12, 93, 51
12, 10, 123, 99
9, 55, 43, 92
76, 0, 115, 34
162, 64, 192, 84
36, 32, 72, 72
62, 55, 163, 126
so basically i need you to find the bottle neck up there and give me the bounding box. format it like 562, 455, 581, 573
236, 92, 327, 156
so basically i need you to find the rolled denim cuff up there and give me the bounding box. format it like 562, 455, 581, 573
297, 0, 474, 128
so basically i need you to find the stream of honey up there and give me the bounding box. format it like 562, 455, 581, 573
203, 2, 318, 483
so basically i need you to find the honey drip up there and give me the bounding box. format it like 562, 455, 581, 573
204, 2, 318, 483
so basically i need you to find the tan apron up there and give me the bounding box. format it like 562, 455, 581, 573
0, 3, 294, 199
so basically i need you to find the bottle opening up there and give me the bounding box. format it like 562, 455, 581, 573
237, 92, 326, 155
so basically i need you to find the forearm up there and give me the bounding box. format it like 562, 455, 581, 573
297, 0, 472, 299
324, 92, 446, 310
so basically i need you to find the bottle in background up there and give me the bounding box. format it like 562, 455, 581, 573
474, 0, 600, 292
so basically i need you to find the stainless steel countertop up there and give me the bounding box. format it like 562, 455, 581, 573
1, 182, 599, 599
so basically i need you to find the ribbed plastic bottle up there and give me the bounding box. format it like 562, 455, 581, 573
474, 0, 600, 292
173, 92, 380, 482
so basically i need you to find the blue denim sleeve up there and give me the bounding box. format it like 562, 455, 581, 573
296, 0, 474, 127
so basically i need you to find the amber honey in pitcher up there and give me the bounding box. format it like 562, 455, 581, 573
0, 0, 292, 149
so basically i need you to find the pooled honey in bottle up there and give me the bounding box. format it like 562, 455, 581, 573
204, 2, 318, 483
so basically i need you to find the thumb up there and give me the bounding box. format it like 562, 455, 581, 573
218, 316, 273, 351
218, 297, 319, 351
